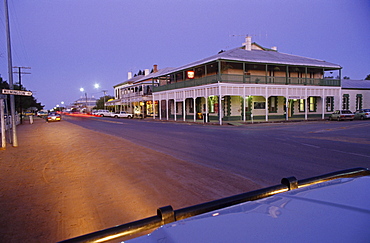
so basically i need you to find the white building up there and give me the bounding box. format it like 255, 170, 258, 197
151, 37, 342, 125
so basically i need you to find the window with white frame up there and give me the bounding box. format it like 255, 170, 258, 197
326, 97, 334, 112
268, 96, 277, 113
342, 94, 349, 110
356, 94, 362, 110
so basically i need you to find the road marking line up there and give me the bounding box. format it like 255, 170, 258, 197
299, 143, 320, 148
330, 149, 370, 158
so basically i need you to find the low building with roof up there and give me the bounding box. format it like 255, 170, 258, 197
150, 37, 342, 124
73, 96, 97, 113
341, 79, 370, 112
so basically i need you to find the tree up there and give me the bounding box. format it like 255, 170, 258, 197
0, 77, 44, 112
94, 95, 114, 109
343, 76, 350, 79
365, 74, 370, 80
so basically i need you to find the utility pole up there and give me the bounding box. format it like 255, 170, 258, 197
103, 90, 107, 110
13, 66, 31, 124
4, 0, 17, 147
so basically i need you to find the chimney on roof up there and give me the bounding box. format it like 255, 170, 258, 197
128, 71, 132, 80
153, 64, 158, 73
144, 69, 150, 76
243, 36, 252, 51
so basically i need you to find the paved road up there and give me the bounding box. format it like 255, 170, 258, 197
64, 115, 370, 186
1, 118, 261, 242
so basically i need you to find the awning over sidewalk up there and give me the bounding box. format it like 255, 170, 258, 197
105, 99, 122, 106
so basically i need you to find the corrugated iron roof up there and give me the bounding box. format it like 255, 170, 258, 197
156, 46, 341, 76
133, 67, 175, 84
114, 67, 175, 88
341, 79, 370, 89
114, 75, 145, 88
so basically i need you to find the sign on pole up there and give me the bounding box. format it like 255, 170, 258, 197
1, 89, 32, 96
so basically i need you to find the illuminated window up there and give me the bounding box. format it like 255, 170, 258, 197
187, 70, 195, 79
309, 97, 316, 112
299, 99, 305, 112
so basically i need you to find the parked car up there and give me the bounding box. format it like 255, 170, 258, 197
92, 110, 112, 117
37, 110, 48, 117
111, 111, 133, 119
354, 109, 370, 120
329, 110, 354, 121
46, 112, 61, 122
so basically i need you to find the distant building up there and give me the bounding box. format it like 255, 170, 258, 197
108, 65, 173, 118
73, 96, 97, 113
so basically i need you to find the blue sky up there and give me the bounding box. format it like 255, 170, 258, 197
0, 0, 369, 110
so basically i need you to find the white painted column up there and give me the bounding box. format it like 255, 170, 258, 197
183, 98, 186, 121
193, 97, 196, 122
322, 89, 325, 119
285, 87, 289, 121
174, 99, 177, 121
265, 87, 269, 121
218, 83, 223, 125
159, 99, 162, 120
153, 96, 156, 120
305, 88, 308, 120
243, 87, 246, 122
166, 93, 169, 120
205, 88, 208, 123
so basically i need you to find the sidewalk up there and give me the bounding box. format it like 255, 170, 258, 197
0, 117, 260, 242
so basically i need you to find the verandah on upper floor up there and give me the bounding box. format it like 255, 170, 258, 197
153, 60, 341, 92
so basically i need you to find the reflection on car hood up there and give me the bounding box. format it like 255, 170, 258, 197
128, 176, 370, 243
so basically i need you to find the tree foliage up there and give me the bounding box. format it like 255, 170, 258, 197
0, 77, 44, 112
365, 74, 370, 80
94, 95, 114, 109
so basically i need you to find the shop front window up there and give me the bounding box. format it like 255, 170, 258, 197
309, 97, 316, 112
299, 99, 305, 112
268, 96, 277, 113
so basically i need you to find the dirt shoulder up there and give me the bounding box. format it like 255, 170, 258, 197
0, 117, 260, 242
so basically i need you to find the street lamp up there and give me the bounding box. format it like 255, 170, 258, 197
93, 84, 108, 110
79, 87, 87, 113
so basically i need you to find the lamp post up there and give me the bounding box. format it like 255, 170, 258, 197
80, 87, 87, 113
93, 83, 108, 110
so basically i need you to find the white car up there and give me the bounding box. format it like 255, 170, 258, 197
111, 111, 133, 119
93, 110, 112, 117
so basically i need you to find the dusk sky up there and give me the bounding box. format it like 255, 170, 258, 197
0, 0, 369, 110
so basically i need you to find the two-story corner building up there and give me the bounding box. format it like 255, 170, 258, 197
150, 37, 342, 125
109, 65, 174, 118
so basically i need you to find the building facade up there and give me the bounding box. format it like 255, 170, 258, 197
341, 79, 370, 111
150, 37, 342, 125
73, 96, 97, 113
109, 65, 173, 118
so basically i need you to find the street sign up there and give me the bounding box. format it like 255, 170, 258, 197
1, 89, 32, 96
